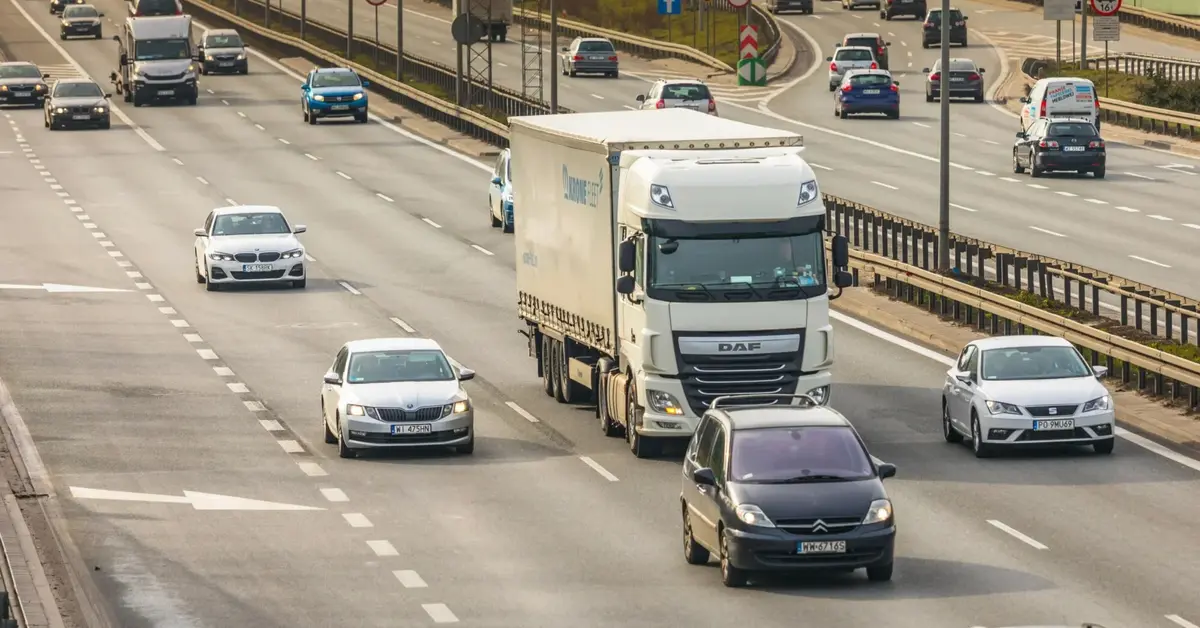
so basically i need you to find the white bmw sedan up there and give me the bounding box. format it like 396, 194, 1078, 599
321, 338, 476, 458
193, 205, 307, 291
942, 336, 1114, 458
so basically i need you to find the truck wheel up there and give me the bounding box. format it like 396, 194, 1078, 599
557, 340, 587, 403
541, 336, 554, 397
627, 384, 660, 458
598, 376, 623, 437
550, 339, 566, 403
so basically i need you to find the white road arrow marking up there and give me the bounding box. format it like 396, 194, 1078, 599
1157, 164, 1196, 176
0, 283, 132, 293
70, 487, 325, 511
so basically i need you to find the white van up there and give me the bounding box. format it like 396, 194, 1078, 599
1020, 77, 1100, 132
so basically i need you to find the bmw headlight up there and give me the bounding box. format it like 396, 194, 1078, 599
94, 106, 106, 113
735, 504, 775, 528
55, 107, 67, 114
345, 404, 367, 416
312, 94, 325, 102
352, 92, 364, 100
1081, 395, 1111, 413
862, 498, 893, 525
649, 184, 673, 208
647, 390, 684, 416
797, 179, 819, 206
279, 249, 304, 260
208, 252, 235, 261
985, 400, 1022, 416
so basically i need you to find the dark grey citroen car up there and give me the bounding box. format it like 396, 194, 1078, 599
680, 393, 897, 587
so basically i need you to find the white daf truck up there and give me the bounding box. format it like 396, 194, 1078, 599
510, 109, 852, 458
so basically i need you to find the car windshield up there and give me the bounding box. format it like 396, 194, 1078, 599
980, 346, 1092, 381
850, 74, 892, 87
649, 233, 827, 297
63, 5, 98, 16
835, 49, 873, 62
578, 40, 614, 52
53, 82, 103, 98
133, 38, 190, 61
312, 72, 360, 88
205, 34, 243, 47
846, 37, 878, 49
0, 64, 40, 79
1048, 122, 1096, 136
346, 350, 455, 384
662, 83, 711, 100
211, 212, 290, 236
731, 426, 875, 483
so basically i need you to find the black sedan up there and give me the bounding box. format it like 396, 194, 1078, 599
44, 78, 112, 130
681, 394, 897, 587
0, 62, 49, 107
49, 0, 85, 15
1014, 118, 1106, 179
60, 4, 103, 39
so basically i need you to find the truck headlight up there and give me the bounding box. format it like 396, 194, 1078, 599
735, 504, 775, 528
1081, 395, 1110, 413
805, 385, 830, 405
647, 389, 684, 416
649, 184, 673, 208
862, 499, 893, 524
797, 179, 819, 206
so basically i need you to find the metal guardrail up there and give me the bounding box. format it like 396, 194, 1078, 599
1087, 51, 1200, 81
750, 0, 782, 69
1008, 0, 1200, 41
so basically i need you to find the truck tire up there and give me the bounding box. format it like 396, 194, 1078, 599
598, 367, 623, 437
541, 335, 554, 397
557, 340, 588, 403
550, 339, 567, 403
627, 383, 660, 458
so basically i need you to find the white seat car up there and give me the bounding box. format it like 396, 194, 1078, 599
942, 336, 1114, 457
321, 338, 476, 458
194, 205, 307, 290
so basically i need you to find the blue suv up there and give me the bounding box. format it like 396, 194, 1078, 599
488, 148, 514, 232
301, 67, 369, 125
834, 69, 900, 119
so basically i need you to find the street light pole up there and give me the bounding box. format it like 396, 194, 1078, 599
549, 0, 558, 112
937, 0, 951, 271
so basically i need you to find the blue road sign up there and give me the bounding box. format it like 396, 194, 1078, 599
658, 0, 681, 15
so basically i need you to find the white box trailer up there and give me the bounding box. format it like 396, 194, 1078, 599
511, 109, 851, 458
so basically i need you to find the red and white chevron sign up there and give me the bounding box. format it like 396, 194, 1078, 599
739, 25, 758, 59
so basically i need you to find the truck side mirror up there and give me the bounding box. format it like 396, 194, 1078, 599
834, 270, 853, 289
118, 54, 128, 66
112, 34, 121, 42
831, 234, 849, 268
109, 71, 118, 82
615, 275, 635, 295
618, 239, 636, 274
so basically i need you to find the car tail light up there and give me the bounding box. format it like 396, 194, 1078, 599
878, 46, 886, 55
954, 20, 964, 26
708, 98, 717, 112
869, 62, 878, 70
841, 84, 853, 92
655, 99, 665, 109
968, 73, 981, 81
607, 56, 618, 62
1039, 99, 1046, 117
1089, 140, 1105, 148
929, 72, 940, 82
1039, 139, 1059, 148
1095, 98, 1100, 111
890, 84, 899, 92
572, 55, 583, 61
830, 61, 838, 72
924, 21, 934, 28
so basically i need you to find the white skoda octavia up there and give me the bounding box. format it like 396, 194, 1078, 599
193, 205, 307, 290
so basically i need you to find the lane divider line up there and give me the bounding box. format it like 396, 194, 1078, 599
987, 519, 1049, 550
320, 488, 349, 502
368, 540, 398, 556
505, 402, 540, 423
338, 281, 362, 295
579, 456, 619, 482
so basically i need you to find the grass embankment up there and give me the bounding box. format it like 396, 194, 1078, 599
1035, 63, 1200, 133
518, 0, 747, 67
198, 0, 508, 124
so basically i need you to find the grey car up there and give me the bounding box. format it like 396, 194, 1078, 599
560, 37, 619, 78
59, 4, 103, 39
827, 46, 878, 91
44, 78, 111, 130
842, 0, 879, 9
923, 58, 985, 102
197, 29, 248, 75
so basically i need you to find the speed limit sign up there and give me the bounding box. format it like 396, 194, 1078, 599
1089, 0, 1121, 16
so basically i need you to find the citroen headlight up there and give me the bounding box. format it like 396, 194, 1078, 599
352, 92, 364, 100
312, 94, 325, 102
279, 249, 304, 259
345, 404, 366, 416
646, 389, 684, 416
862, 498, 893, 525
985, 400, 1022, 416
649, 184, 673, 208
797, 179, 819, 206
208, 252, 235, 261
55, 107, 67, 114
735, 504, 775, 528
237, 52, 246, 60
805, 385, 831, 405
1081, 395, 1111, 413
205, 54, 214, 61
186, 64, 196, 74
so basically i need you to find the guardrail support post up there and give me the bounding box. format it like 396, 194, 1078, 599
1165, 300, 1180, 342
346, 0, 354, 59
1150, 302, 1159, 336
300, 0, 306, 39
1063, 277, 1072, 308
1135, 298, 1144, 331
1091, 285, 1100, 317
1120, 293, 1129, 326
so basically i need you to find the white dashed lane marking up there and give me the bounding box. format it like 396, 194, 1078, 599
368, 540, 398, 556
1129, 255, 1171, 268
422, 603, 459, 624
1030, 226, 1066, 237
393, 570, 429, 588
343, 513, 373, 528
987, 519, 1049, 550
320, 488, 349, 502
422, 218, 442, 228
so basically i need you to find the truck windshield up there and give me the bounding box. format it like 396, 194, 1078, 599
134, 38, 191, 61
647, 232, 827, 301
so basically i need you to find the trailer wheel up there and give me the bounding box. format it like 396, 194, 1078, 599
557, 340, 588, 403
541, 335, 554, 397
550, 339, 566, 402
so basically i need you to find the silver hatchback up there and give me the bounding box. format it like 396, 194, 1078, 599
828, 46, 878, 91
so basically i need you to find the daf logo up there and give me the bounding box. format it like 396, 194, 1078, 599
1048, 407, 1058, 415
718, 342, 762, 352
811, 519, 828, 533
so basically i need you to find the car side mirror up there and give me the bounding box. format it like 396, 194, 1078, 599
635, 94, 645, 102
831, 234, 849, 268
877, 462, 897, 479
112, 34, 121, 42
955, 373, 973, 385
618, 239, 636, 273
885, 41, 891, 46
1016, 131, 1026, 138
104, 93, 112, 99
98, 11, 104, 15
301, 84, 310, 90
825, 56, 833, 62
490, 176, 502, 185
560, 47, 568, 52
1019, 96, 1031, 104
457, 367, 475, 381
692, 467, 717, 487
1092, 365, 1109, 379
893, 80, 900, 86
293, 225, 307, 234
193, 228, 206, 237
361, 80, 370, 87
323, 373, 342, 385
978, 67, 985, 73
109, 71, 118, 82
615, 275, 635, 295
118, 54, 128, 66
922, 67, 931, 73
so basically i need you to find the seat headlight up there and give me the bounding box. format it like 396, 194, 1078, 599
985, 400, 1022, 416
345, 404, 366, 416
862, 498, 893, 525
649, 184, 673, 208
279, 249, 304, 259
1081, 395, 1111, 413
646, 389, 684, 416
208, 252, 235, 261
312, 94, 325, 102
735, 504, 775, 528
797, 179, 819, 206
352, 92, 364, 100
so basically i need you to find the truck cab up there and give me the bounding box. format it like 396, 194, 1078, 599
110, 15, 198, 106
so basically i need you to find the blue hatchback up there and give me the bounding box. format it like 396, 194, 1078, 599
834, 70, 900, 120
301, 67, 369, 125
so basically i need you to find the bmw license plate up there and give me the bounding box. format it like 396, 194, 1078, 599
158, 89, 174, 96
951, 77, 964, 82
219, 61, 234, 67
392, 424, 431, 435
863, 89, 881, 94
14, 91, 31, 97
1063, 146, 1085, 152
1034, 419, 1075, 430
243, 264, 272, 272
72, 114, 90, 120
798, 541, 846, 554
590, 55, 604, 60
331, 104, 349, 110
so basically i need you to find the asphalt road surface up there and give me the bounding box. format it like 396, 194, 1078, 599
3, 0, 1200, 626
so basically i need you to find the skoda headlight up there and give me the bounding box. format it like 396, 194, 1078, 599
985, 400, 1022, 416
797, 179, 819, 206
453, 400, 470, 414
312, 94, 325, 102
205, 54, 215, 61
208, 252, 235, 261
646, 390, 684, 416
279, 249, 304, 260
1081, 395, 1111, 413
735, 504, 775, 528
345, 404, 366, 416
352, 92, 364, 100
862, 498, 893, 525
805, 385, 830, 405
649, 184, 674, 208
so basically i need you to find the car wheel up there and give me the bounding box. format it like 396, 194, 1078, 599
100, 120, 111, 130
323, 405, 337, 444
356, 110, 368, 123
1093, 438, 1114, 454
95, 29, 102, 39
683, 509, 711, 565
204, 266, 219, 291
627, 383, 659, 458
942, 400, 963, 443
490, 207, 502, 228
829, 83, 837, 92
292, 278, 307, 289
502, 221, 513, 234
308, 108, 317, 125
889, 108, 900, 119
44, 115, 49, 128
926, 92, 934, 102
866, 560, 894, 581
1030, 162, 1043, 178
1012, 151, 1025, 174
1093, 167, 1106, 179
719, 528, 749, 587
971, 412, 993, 458
962, 38, 969, 47
974, 91, 984, 103
568, 69, 577, 77
336, 414, 356, 459
839, 107, 848, 119
455, 431, 475, 454
195, 261, 206, 284
922, 41, 930, 49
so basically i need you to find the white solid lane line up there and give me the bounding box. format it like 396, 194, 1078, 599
871, 181, 898, 190
1166, 615, 1200, 628
338, 281, 362, 295
1029, 226, 1066, 237
1124, 171, 1155, 180
422, 217, 442, 228
393, 570, 428, 588
505, 401, 540, 423
389, 317, 417, 333
422, 603, 459, 623
1129, 255, 1171, 268
320, 488, 349, 502
368, 540, 398, 556
987, 520, 1049, 550
810, 163, 834, 171
343, 513, 373, 528
950, 203, 978, 212
580, 456, 619, 482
